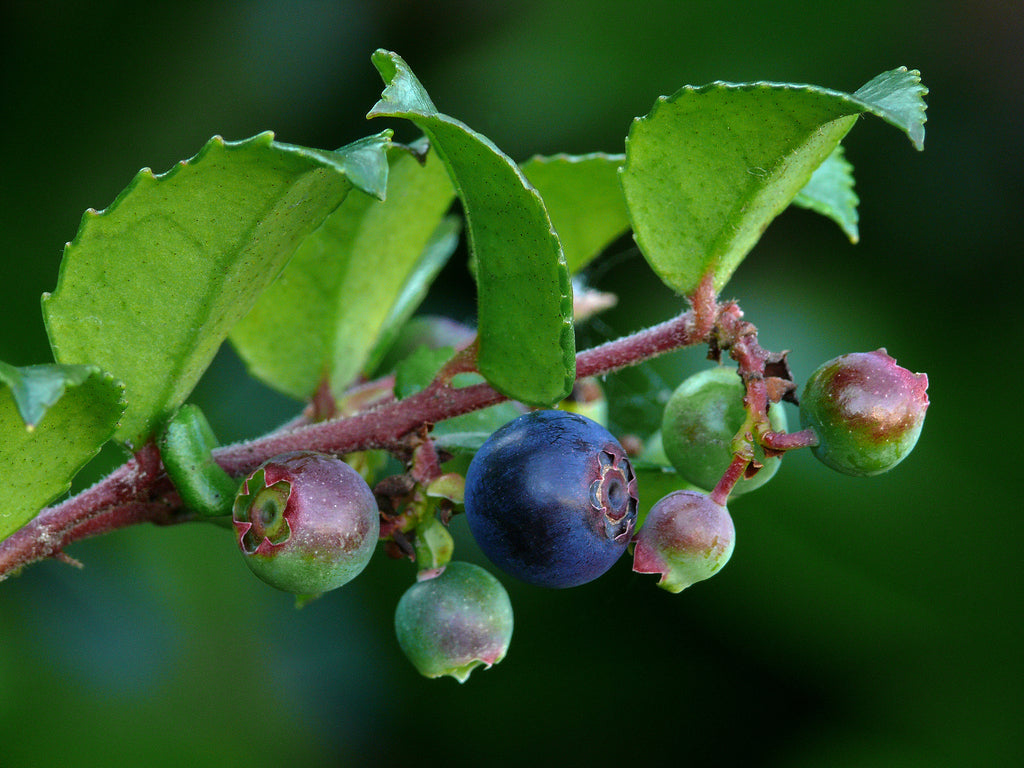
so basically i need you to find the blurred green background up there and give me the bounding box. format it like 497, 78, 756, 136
2, 1, 1020, 766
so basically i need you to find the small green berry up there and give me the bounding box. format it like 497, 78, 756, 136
799, 349, 929, 476
661, 367, 787, 496
394, 561, 513, 682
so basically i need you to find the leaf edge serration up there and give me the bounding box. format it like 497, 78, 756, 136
40, 130, 394, 447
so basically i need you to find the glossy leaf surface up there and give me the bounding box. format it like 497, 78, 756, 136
0, 365, 124, 540
369, 49, 575, 406
230, 144, 457, 399
43, 131, 391, 446
621, 67, 927, 297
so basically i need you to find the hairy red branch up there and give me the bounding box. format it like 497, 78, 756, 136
0, 444, 181, 579
1, 308, 706, 580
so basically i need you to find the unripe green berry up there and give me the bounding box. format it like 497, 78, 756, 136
799, 349, 929, 477
661, 367, 787, 495
632, 490, 735, 593
394, 561, 513, 682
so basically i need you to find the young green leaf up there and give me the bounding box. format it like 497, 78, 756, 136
793, 145, 860, 243
368, 49, 575, 407
0, 365, 125, 541
158, 404, 238, 517
367, 313, 475, 379
520, 154, 630, 274
43, 131, 392, 447
229, 143, 457, 400
852, 67, 928, 151
621, 67, 927, 298
361, 216, 463, 378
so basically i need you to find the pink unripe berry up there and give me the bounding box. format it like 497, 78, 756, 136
632, 490, 735, 593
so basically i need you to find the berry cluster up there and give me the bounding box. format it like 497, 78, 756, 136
201, 346, 927, 682
0, 55, 933, 693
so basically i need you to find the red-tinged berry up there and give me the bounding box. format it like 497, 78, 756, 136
394, 561, 513, 682
633, 490, 735, 593
233, 451, 379, 595
800, 349, 929, 477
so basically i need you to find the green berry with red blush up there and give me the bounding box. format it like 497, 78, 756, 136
233, 451, 379, 595
799, 349, 929, 477
394, 561, 514, 682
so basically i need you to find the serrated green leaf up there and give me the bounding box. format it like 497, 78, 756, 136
520, 153, 630, 273
229, 144, 456, 400
621, 67, 927, 297
793, 145, 860, 242
369, 49, 575, 407
0, 365, 125, 541
42, 131, 392, 447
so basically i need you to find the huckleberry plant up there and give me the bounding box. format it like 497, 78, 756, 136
0, 50, 930, 681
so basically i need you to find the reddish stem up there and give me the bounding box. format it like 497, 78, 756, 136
0, 444, 181, 578
762, 428, 819, 451
710, 454, 750, 507
1, 308, 706, 580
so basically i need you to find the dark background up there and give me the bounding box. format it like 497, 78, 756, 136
2, 1, 1020, 766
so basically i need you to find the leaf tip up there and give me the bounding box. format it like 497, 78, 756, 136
853, 66, 928, 151
367, 48, 436, 119
371, 48, 399, 76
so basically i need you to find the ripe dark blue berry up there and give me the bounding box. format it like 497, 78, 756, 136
463, 409, 638, 588
232, 451, 379, 594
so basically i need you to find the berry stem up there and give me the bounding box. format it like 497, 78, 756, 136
0, 308, 706, 579
710, 454, 750, 506
762, 428, 819, 451
0, 444, 184, 579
